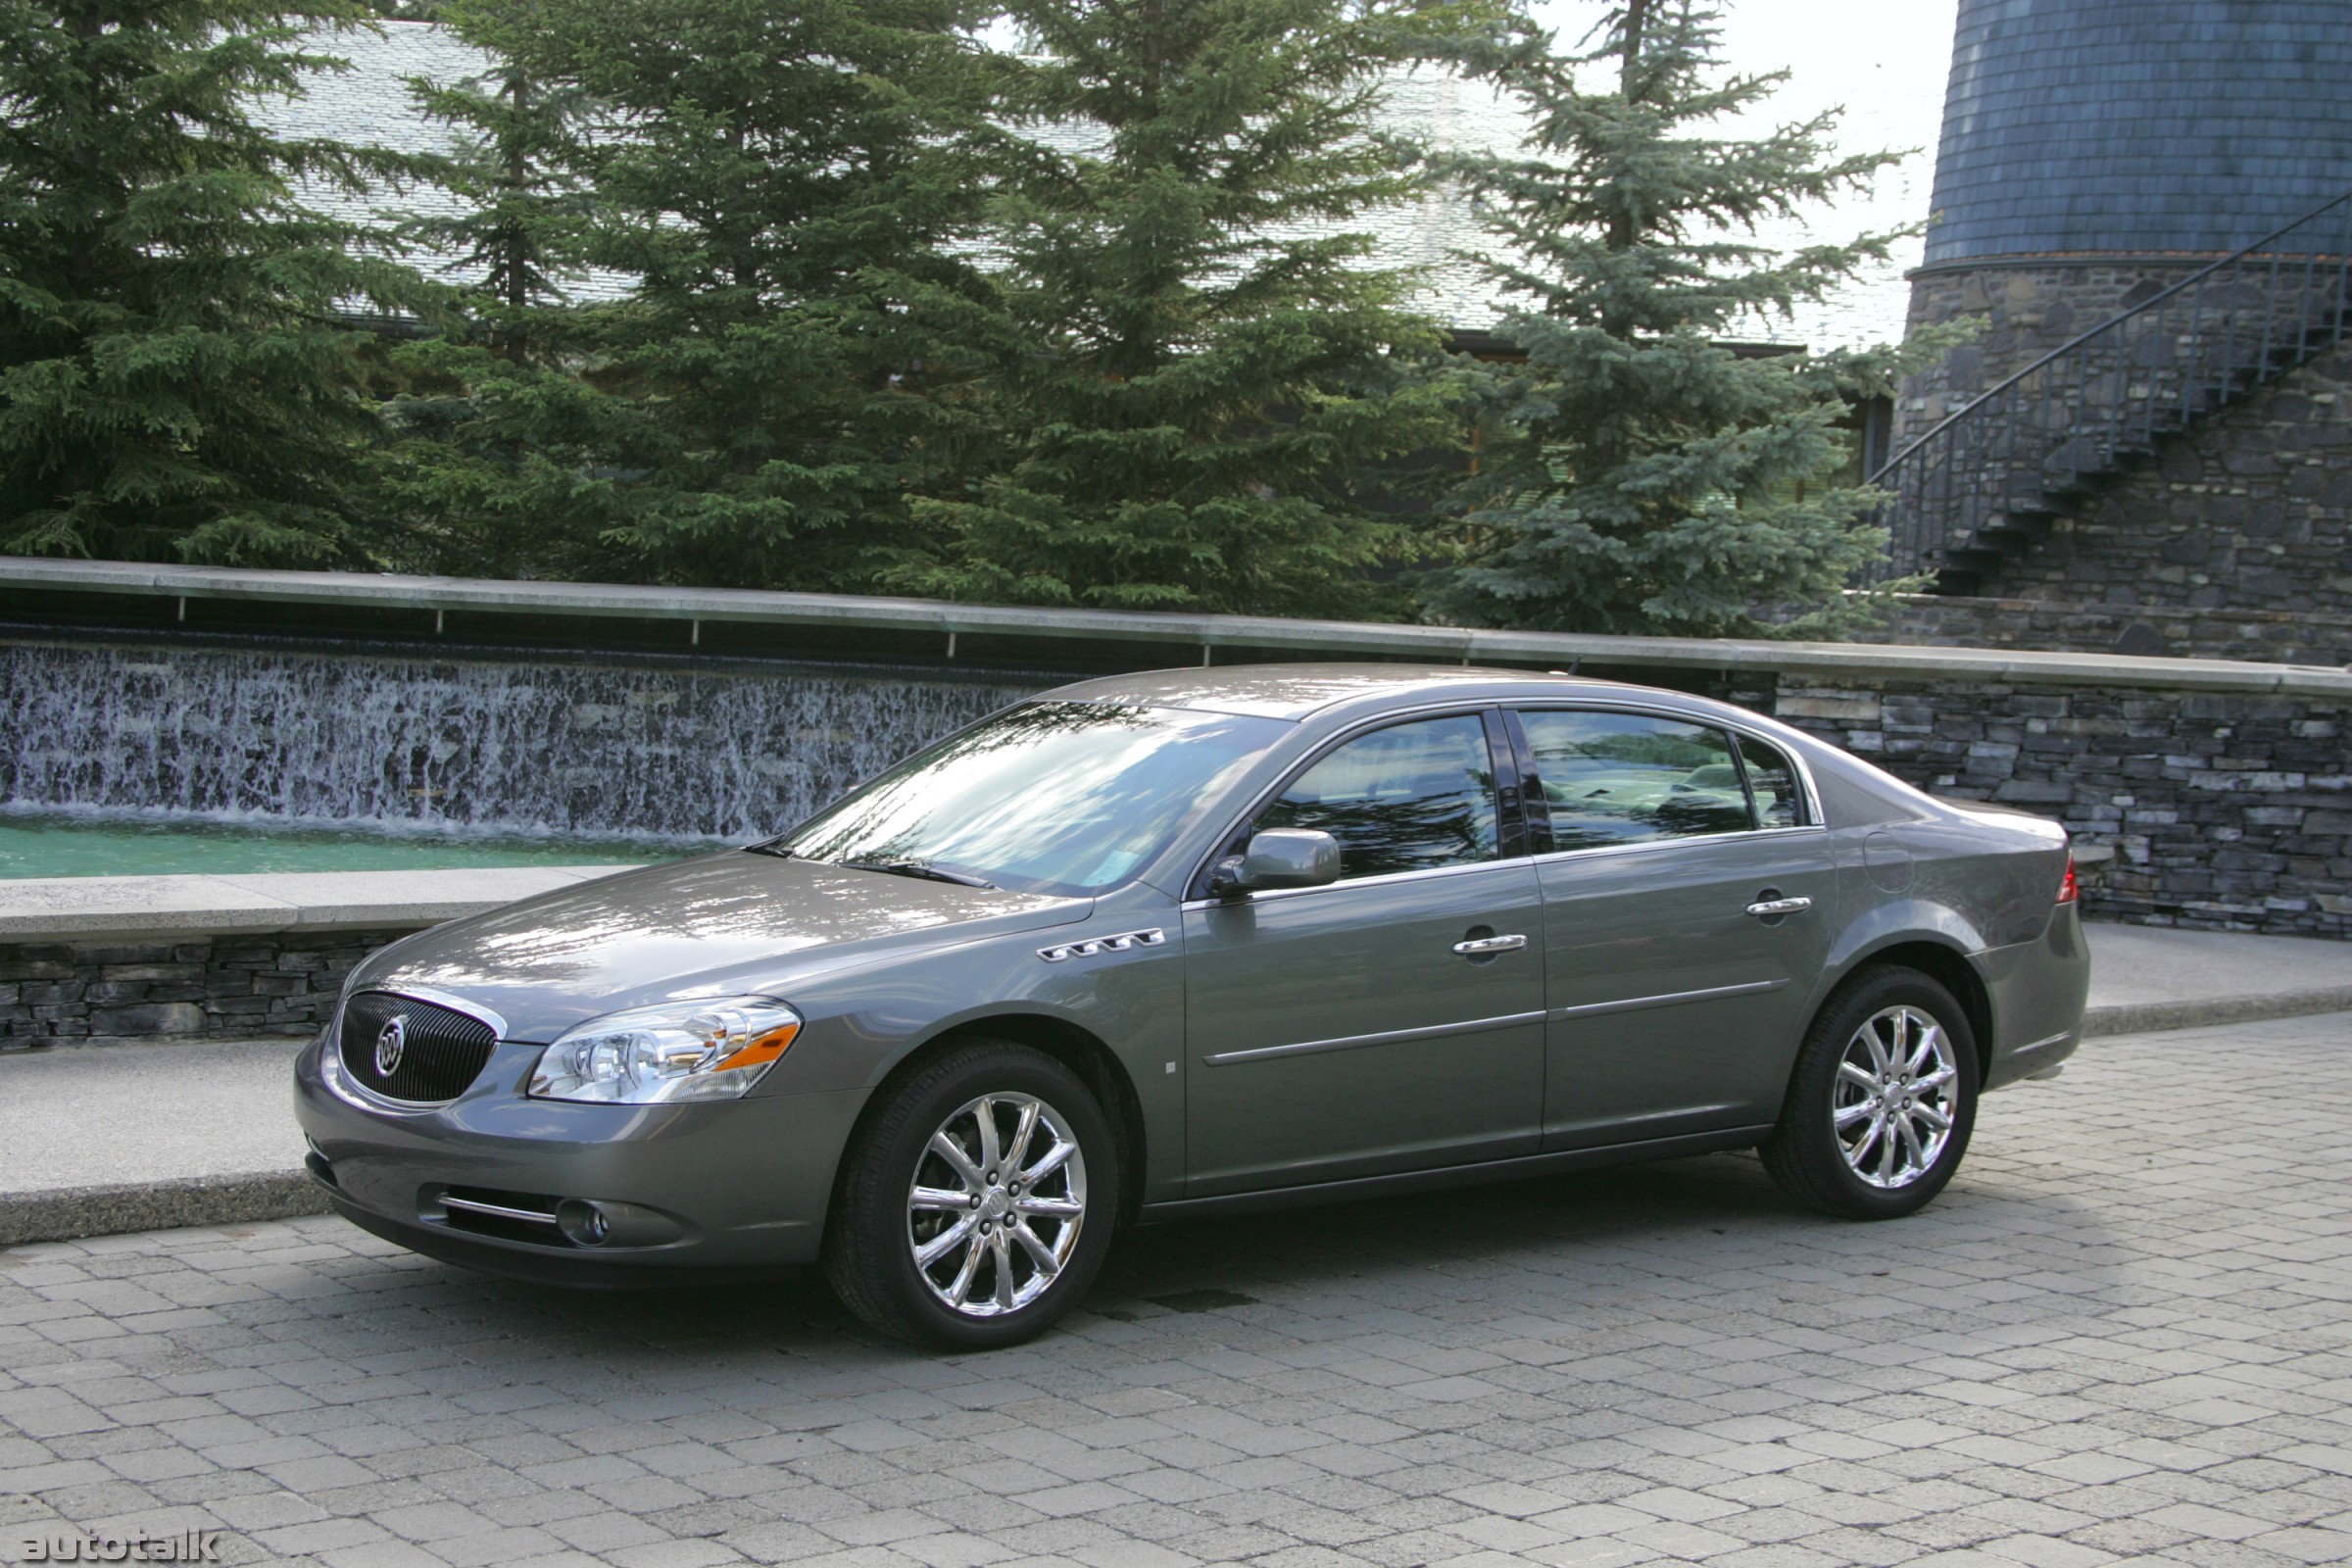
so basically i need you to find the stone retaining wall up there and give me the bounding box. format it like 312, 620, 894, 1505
0, 928, 415, 1050
1737, 676, 2352, 939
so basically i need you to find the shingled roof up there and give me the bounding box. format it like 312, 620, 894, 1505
260, 20, 1916, 351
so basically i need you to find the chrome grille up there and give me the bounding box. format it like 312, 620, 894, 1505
338, 992, 497, 1104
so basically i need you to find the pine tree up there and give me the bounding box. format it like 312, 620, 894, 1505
362, 0, 603, 577
876, 0, 1487, 618
401, 0, 1010, 591
1428, 0, 1914, 637
0, 0, 433, 565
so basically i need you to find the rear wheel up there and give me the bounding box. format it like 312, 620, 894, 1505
824, 1041, 1116, 1348
1760, 966, 1978, 1219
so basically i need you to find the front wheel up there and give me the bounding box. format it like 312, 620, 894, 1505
1760, 966, 1979, 1219
824, 1041, 1117, 1348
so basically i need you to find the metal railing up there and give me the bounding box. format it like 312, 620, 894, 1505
1867, 189, 2352, 588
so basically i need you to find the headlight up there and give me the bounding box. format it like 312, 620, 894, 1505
528, 998, 802, 1104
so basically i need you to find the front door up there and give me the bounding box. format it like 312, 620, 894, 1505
1184, 711, 1546, 1195
1514, 709, 1838, 1149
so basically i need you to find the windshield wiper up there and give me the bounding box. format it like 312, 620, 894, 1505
742, 839, 795, 858
836, 857, 996, 890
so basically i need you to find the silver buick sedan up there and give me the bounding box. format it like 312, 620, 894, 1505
295, 665, 2090, 1347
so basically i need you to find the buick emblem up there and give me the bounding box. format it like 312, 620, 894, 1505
374, 1014, 408, 1077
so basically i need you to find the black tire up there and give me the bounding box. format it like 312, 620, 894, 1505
823, 1040, 1118, 1348
1760, 966, 1979, 1220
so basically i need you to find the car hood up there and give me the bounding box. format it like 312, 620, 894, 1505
351, 852, 1089, 1041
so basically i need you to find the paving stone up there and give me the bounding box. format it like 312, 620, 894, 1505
6, 1015, 2352, 1565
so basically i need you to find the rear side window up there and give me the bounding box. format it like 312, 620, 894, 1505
1255, 713, 1498, 880
1735, 732, 1808, 827
1519, 710, 1753, 850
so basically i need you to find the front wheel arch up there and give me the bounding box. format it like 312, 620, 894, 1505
839, 1011, 1147, 1236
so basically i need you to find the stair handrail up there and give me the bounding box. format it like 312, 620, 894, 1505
1871, 186, 2352, 486
1867, 185, 2352, 586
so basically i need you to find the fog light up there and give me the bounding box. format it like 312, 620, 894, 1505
557, 1200, 611, 1247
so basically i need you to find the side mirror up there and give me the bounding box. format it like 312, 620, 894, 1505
1213, 828, 1341, 894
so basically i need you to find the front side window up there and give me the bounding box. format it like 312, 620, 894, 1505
783, 702, 1289, 896
1253, 713, 1498, 880
1520, 710, 1754, 850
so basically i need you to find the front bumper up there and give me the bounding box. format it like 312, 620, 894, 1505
293, 1032, 863, 1282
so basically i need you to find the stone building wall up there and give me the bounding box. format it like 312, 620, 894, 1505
1939, 337, 2352, 615
1900, 262, 2352, 625
1901, 260, 2209, 429
1878, 595, 2352, 667
0, 928, 413, 1049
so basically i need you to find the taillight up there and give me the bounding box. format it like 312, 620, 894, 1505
2056, 851, 2080, 905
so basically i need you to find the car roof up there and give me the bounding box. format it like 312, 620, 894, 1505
1039, 662, 1658, 720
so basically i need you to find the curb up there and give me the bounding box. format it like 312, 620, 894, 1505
0, 1171, 330, 1248
2081, 987, 2352, 1040
1, 994, 2346, 1250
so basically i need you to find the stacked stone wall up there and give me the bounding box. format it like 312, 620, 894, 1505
0, 928, 413, 1050
1902, 260, 2210, 428
1735, 677, 2352, 938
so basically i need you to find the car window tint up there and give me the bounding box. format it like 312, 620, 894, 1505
1519, 710, 1754, 850
1255, 714, 1498, 880
1735, 732, 1806, 827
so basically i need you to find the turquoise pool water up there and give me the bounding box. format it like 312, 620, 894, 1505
0, 813, 709, 879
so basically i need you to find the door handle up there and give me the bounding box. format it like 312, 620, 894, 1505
1745, 896, 1813, 918
1452, 934, 1528, 956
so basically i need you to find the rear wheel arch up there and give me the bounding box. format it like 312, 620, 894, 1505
1827, 939, 1994, 1088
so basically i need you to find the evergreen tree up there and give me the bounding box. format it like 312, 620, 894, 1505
0, 0, 433, 565
397, 0, 1009, 591
877, 0, 1487, 618
1428, 0, 1913, 637
363, 0, 603, 577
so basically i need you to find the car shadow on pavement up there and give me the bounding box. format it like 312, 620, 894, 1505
333, 1141, 2112, 1361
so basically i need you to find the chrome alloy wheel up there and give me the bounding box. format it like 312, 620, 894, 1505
1834, 1005, 1961, 1190
906, 1092, 1088, 1317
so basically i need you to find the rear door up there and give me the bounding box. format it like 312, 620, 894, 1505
1183, 710, 1546, 1195
1512, 710, 1838, 1149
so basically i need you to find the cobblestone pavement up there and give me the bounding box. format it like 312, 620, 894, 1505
6, 1013, 2352, 1568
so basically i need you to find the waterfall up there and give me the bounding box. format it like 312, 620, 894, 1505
0, 638, 1044, 845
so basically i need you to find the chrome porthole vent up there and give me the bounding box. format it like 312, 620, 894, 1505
1038, 929, 1165, 963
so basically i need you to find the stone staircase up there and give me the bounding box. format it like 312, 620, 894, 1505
1870, 190, 2352, 595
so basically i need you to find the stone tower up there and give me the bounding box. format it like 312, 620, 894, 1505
1893, 0, 2352, 648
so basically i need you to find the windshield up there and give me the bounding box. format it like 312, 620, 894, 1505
778, 701, 1289, 897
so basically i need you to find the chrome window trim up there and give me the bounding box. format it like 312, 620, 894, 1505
1181, 699, 1519, 900
1179, 854, 1528, 912
1202, 1009, 1547, 1067
1182, 693, 1830, 901
1511, 700, 1828, 858
1527, 821, 1830, 870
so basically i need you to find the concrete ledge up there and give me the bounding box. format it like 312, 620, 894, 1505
0, 864, 641, 942
0, 1171, 329, 1247
10, 558, 2352, 698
